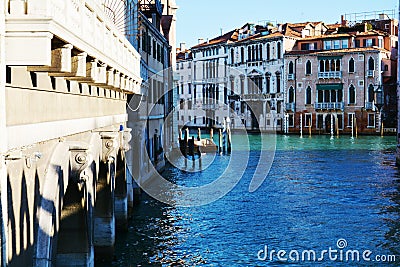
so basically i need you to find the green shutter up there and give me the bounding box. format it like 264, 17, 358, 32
317, 56, 343, 60
316, 83, 343, 90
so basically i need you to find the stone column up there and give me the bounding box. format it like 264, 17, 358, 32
94, 133, 118, 260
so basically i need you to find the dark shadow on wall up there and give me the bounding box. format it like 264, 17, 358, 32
7, 171, 37, 267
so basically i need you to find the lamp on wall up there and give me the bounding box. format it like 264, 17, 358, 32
374, 84, 384, 112
374, 84, 384, 136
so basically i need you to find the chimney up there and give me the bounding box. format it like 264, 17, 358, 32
180, 42, 186, 51
198, 38, 204, 44
341, 15, 347, 26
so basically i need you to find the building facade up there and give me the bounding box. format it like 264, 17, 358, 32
128, 0, 177, 189
285, 14, 398, 135
177, 11, 398, 135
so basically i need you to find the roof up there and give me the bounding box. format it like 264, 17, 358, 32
285, 46, 386, 57
191, 29, 239, 49
176, 50, 192, 61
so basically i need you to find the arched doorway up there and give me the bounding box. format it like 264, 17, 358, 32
324, 114, 335, 134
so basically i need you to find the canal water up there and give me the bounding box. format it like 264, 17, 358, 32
111, 135, 400, 266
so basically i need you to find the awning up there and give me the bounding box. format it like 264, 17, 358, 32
317, 56, 343, 60
316, 83, 343, 90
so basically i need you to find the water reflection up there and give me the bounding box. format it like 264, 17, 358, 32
110, 135, 400, 266
383, 171, 400, 256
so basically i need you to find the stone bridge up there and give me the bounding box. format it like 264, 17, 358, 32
0, 0, 144, 266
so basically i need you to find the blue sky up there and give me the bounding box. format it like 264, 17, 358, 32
176, 0, 398, 48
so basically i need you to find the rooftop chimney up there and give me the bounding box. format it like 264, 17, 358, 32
341, 15, 348, 26
180, 42, 186, 51
198, 38, 204, 44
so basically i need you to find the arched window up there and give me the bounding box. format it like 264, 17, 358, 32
248, 47, 251, 62
319, 60, 324, 72
265, 74, 271, 94
368, 84, 374, 102
276, 73, 281, 93
348, 85, 356, 104
288, 86, 295, 103
288, 61, 294, 74
325, 60, 330, 72
259, 44, 263, 60
306, 86, 312, 105
252, 46, 256, 62
231, 49, 235, 64
337, 89, 343, 102
266, 43, 270, 60
277, 42, 281, 59
335, 59, 341, 71
241, 47, 245, 63
349, 58, 355, 73
368, 57, 375, 70
255, 45, 259, 61
306, 60, 312, 75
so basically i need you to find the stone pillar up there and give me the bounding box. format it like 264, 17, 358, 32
56, 145, 94, 267
93, 132, 118, 260
93, 160, 115, 260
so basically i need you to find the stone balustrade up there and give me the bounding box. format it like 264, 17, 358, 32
6, 0, 141, 94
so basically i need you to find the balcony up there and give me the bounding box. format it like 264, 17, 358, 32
314, 102, 344, 111
285, 103, 295, 112
5, 0, 141, 93
318, 72, 342, 79
365, 102, 375, 110
367, 70, 374, 77
287, 74, 294, 80
203, 103, 217, 110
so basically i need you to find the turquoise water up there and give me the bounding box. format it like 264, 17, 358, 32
111, 135, 400, 266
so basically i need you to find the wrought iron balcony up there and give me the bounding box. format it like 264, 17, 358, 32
314, 102, 344, 111
318, 72, 342, 79
285, 103, 295, 112
365, 102, 375, 110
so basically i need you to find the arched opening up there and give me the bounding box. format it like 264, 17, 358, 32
288, 86, 295, 103
348, 85, 356, 104
349, 58, 355, 73
368, 84, 374, 102
277, 42, 281, 59
288, 61, 294, 74
368, 57, 375, 71
306, 60, 312, 75
306, 86, 312, 105
324, 114, 336, 134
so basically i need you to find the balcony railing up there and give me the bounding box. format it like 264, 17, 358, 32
365, 102, 375, 110
367, 70, 374, 77
314, 102, 344, 110
318, 71, 342, 79
287, 74, 294, 80
285, 103, 295, 112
